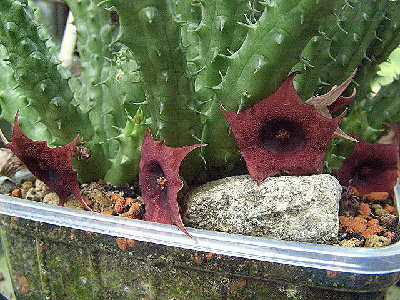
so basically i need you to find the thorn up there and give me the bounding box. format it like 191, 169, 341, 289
274, 32, 285, 44
191, 133, 202, 143
352, 33, 360, 42
216, 16, 226, 31
328, 47, 337, 62
188, 107, 208, 117
93, 79, 108, 87
259, 0, 277, 7
237, 21, 257, 30
336, 19, 348, 34
363, 52, 372, 62
199, 153, 207, 166
218, 52, 234, 60
226, 48, 234, 55
374, 30, 383, 42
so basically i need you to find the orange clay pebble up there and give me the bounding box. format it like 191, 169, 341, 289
125, 197, 137, 205
384, 232, 394, 240
237, 279, 247, 288
362, 219, 383, 238
363, 192, 389, 202
113, 194, 126, 214
11, 188, 21, 197
193, 252, 202, 265
326, 270, 341, 278
110, 193, 122, 203
101, 211, 113, 215
383, 204, 396, 214
339, 216, 367, 234
205, 252, 213, 260
119, 202, 140, 218
359, 202, 371, 217
116, 237, 128, 251
126, 239, 138, 248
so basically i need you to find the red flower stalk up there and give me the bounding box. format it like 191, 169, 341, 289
139, 128, 205, 236
221, 72, 347, 184
336, 125, 399, 197
3, 112, 90, 210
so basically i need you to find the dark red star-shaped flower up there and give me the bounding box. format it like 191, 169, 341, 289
4, 112, 90, 210
221, 72, 346, 184
336, 125, 399, 197
139, 128, 205, 236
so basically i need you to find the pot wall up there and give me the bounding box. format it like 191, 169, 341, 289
0, 215, 397, 300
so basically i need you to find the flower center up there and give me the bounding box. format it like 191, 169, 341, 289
352, 160, 383, 186
156, 176, 168, 190
260, 119, 306, 155
275, 129, 290, 140
145, 161, 168, 204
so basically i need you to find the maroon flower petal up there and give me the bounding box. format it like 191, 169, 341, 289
336, 126, 399, 197
222, 73, 345, 184
139, 128, 205, 236
328, 90, 356, 115
5, 112, 90, 210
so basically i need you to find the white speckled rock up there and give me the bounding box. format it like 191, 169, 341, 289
184, 174, 342, 243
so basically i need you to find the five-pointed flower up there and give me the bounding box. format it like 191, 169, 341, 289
2, 112, 90, 210
335, 125, 399, 197
221, 73, 347, 184
139, 128, 205, 236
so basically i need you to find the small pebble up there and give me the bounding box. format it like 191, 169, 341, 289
384, 232, 394, 240
100, 211, 113, 215
374, 207, 389, 217
11, 188, 21, 197
362, 219, 383, 238
365, 235, 391, 247
43, 192, 59, 206
380, 214, 397, 227
113, 194, 126, 214
383, 204, 395, 214
339, 238, 361, 247
116, 237, 128, 251
359, 202, 371, 217
363, 192, 389, 202
371, 204, 382, 210
20, 180, 33, 198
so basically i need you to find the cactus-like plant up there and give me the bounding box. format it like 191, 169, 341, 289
0, 0, 399, 188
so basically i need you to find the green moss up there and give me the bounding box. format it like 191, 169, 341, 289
0, 214, 397, 299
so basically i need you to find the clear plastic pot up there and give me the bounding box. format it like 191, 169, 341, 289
0, 181, 398, 299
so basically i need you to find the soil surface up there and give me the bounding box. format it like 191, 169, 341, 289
2, 176, 399, 248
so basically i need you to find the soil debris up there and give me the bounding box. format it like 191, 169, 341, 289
338, 186, 398, 246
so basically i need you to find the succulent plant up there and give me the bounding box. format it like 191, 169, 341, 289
0, 0, 399, 198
